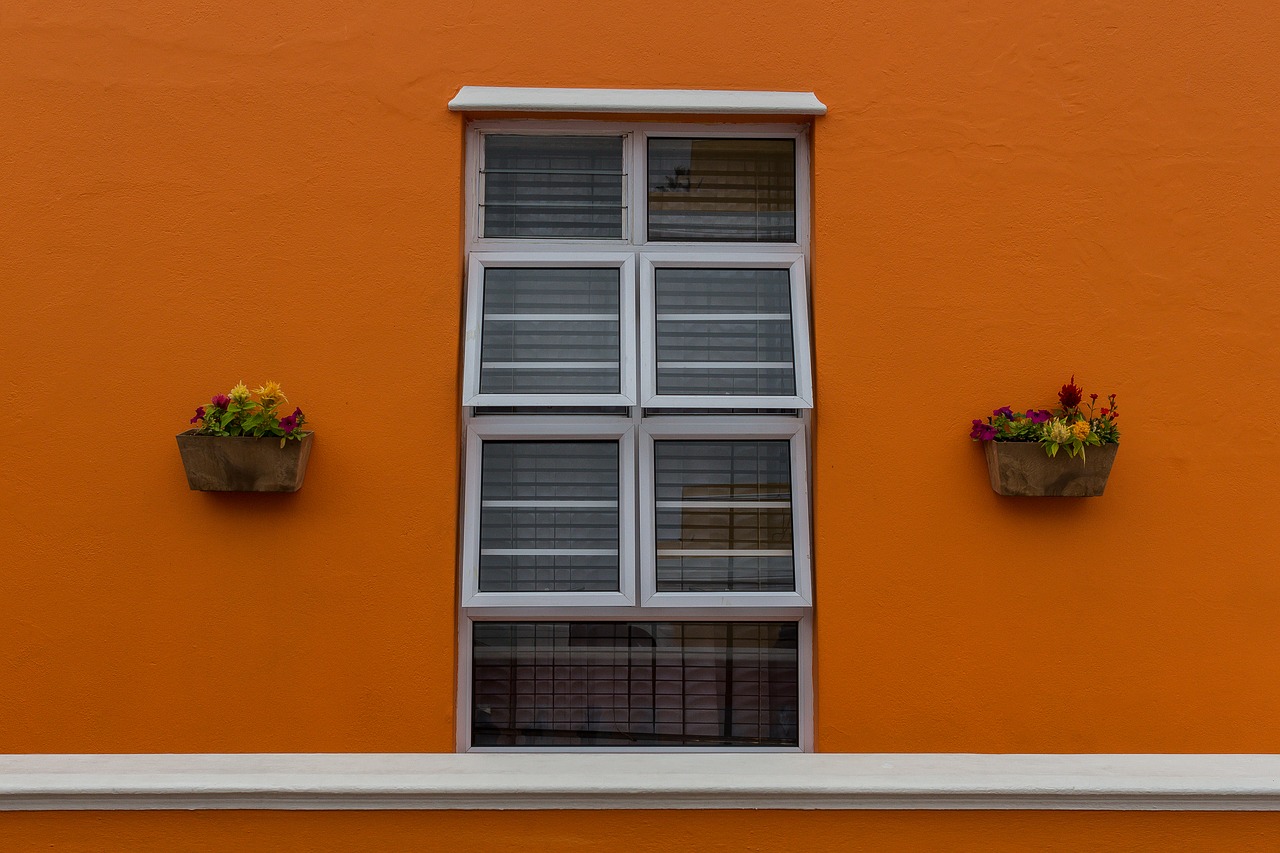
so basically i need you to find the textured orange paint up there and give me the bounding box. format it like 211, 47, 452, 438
2, 0, 1279, 775
6, 811, 1280, 853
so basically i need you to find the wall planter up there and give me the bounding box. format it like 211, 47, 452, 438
984, 441, 1117, 497
176, 430, 314, 492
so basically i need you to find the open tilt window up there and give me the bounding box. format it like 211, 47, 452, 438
461, 122, 813, 750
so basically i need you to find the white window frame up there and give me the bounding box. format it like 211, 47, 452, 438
638, 417, 812, 608
462, 252, 638, 407
460, 417, 637, 608
639, 252, 813, 409
460, 118, 814, 752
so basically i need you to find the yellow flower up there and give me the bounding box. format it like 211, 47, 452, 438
254, 380, 287, 404
228, 382, 252, 403
1072, 419, 1092, 441
1047, 419, 1073, 444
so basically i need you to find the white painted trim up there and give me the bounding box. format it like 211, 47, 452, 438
450, 87, 827, 116
5, 754, 1280, 811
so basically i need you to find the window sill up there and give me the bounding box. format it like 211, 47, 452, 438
2, 754, 1279, 811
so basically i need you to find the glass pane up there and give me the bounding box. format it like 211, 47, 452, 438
480, 268, 621, 395
648, 138, 795, 242
654, 440, 794, 592
472, 622, 799, 747
484, 135, 625, 238
654, 268, 796, 397
479, 441, 619, 592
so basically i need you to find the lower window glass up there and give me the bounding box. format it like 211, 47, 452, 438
472, 621, 799, 748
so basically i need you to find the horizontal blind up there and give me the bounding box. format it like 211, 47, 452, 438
483, 135, 625, 238
479, 268, 621, 395
653, 440, 795, 592
648, 138, 796, 242
479, 441, 620, 593
654, 268, 796, 397
472, 622, 799, 747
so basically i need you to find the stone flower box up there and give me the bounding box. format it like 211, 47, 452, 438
984, 441, 1118, 497
176, 430, 314, 492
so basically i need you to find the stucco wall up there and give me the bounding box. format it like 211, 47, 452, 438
2, 0, 1279, 846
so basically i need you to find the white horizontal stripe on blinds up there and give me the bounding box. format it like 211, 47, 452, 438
656, 549, 793, 558
481, 362, 619, 370
485, 313, 618, 321
657, 362, 794, 370
655, 501, 791, 509
656, 313, 791, 321
482, 500, 618, 508
481, 549, 619, 556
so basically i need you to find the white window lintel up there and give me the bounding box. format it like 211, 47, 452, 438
450, 87, 827, 116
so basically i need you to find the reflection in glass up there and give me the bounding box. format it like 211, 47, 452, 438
479, 268, 621, 395
654, 268, 796, 398
472, 621, 799, 746
654, 440, 795, 592
484, 135, 625, 238
648, 138, 795, 242
478, 441, 620, 592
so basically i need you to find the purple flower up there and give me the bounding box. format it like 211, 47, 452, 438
993, 406, 1014, 418
190, 406, 206, 425
279, 413, 299, 435
970, 419, 997, 441
211, 394, 231, 409
1027, 409, 1052, 424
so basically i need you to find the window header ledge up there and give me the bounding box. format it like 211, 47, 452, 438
3, 754, 1280, 811
449, 87, 827, 116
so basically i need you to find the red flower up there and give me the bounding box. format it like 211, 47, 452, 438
1058, 375, 1083, 409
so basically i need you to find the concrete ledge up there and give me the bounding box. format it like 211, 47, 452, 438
447, 87, 827, 115
3, 754, 1280, 811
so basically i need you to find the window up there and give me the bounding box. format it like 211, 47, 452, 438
460, 122, 812, 750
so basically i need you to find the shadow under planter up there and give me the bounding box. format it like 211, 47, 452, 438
176, 430, 314, 492
984, 441, 1117, 497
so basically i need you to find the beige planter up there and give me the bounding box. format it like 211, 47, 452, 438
984, 441, 1117, 497
176, 430, 314, 492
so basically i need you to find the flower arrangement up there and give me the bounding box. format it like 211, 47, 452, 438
188, 381, 308, 448
969, 376, 1119, 459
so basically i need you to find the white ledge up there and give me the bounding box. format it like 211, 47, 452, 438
3, 754, 1280, 811
448, 87, 827, 116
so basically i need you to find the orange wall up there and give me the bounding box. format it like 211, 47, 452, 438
3, 0, 1279, 766
5, 810, 1280, 853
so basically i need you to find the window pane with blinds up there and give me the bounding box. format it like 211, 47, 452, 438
654, 440, 794, 592
648, 138, 795, 242
479, 441, 620, 592
479, 268, 621, 395
472, 622, 799, 747
483, 135, 625, 239
655, 268, 796, 397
